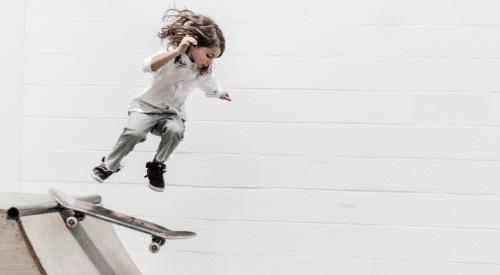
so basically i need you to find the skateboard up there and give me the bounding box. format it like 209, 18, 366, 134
48, 188, 196, 253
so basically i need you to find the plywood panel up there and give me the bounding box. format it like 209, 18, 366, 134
20, 213, 101, 275
0, 213, 42, 275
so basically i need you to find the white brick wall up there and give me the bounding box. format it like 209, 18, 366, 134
0, 0, 24, 192
4, 0, 500, 274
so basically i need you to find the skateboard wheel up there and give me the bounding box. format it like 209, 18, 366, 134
149, 242, 161, 253
65, 216, 78, 229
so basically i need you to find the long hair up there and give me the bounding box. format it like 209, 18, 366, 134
158, 8, 225, 75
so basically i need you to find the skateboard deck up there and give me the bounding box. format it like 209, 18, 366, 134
49, 188, 195, 253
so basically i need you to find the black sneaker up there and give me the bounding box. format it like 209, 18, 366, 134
145, 161, 166, 192
91, 157, 118, 183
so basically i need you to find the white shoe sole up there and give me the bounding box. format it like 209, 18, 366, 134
148, 184, 164, 192
90, 172, 104, 183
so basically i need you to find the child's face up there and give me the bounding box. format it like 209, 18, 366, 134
189, 46, 222, 69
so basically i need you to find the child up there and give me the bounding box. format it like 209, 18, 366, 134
91, 8, 231, 192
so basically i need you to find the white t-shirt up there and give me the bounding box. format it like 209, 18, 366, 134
128, 48, 224, 119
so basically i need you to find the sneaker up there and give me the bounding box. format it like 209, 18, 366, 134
91, 157, 118, 183
145, 161, 166, 192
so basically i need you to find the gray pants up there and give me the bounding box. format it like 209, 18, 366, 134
105, 111, 185, 171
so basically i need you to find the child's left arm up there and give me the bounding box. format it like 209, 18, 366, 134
197, 67, 232, 101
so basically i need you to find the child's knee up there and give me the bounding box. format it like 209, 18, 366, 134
162, 122, 185, 139
122, 127, 147, 142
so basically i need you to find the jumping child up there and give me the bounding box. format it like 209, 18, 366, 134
91, 8, 231, 192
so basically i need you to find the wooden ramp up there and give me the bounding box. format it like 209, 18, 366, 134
0, 193, 141, 275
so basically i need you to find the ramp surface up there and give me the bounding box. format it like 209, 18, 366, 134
0, 212, 42, 275
0, 193, 141, 275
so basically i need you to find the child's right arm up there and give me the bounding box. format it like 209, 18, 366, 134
143, 36, 198, 72
143, 49, 181, 73
151, 49, 185, 72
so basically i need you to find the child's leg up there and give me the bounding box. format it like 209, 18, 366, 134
105, 112, 161, 171
154, 115, 185, 163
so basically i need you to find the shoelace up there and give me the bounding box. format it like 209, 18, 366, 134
144, 164, 166, 179
99, 157, 121, 173
98, 166, 114, 176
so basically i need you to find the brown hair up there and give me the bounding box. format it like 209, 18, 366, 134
158, 8, 225, 75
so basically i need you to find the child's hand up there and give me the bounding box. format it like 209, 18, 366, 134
219, 92, 232, 101
177, 36, 198, 53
